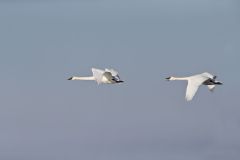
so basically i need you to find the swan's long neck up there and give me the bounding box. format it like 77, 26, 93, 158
71, 76, 95, 81
170, 76, 189, 81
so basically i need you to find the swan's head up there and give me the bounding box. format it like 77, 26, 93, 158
68, 77, 73, 80
165, 76, 173, 81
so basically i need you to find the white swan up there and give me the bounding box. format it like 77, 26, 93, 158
68, 68, 124, 84
166, 72, 223, 101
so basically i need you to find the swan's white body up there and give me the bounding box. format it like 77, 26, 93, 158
68, 68, 124, 84
166, 72, 222, 101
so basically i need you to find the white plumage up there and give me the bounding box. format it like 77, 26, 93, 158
68, 68, 124, 84
166, 72, 223, 101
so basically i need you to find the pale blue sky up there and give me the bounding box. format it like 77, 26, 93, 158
0, 0, 240, 160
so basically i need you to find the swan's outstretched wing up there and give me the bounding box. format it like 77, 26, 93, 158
201, 72, 217, 91
103, 72, 113, 81
92, 68, 104, 84
201, 72, 216, 79
105, 68, 122, 81
105, 68, 118, 76
185, 80, 201, 101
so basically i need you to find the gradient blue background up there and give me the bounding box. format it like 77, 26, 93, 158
0, 0, 240, 159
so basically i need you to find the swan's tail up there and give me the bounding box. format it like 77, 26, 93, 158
208, 85, 215, 92
213, 81, 223, 85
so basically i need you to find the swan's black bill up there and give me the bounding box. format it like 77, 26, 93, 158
165, 77, 171, 80
68, 77, 73, 80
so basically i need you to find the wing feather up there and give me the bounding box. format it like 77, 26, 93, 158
92, 68, 104, 84
201, 72, 216, 79
103, 72, 113, 81
185, 80, 201, 101
105, 68, 118, 76
105, 68, 122, 81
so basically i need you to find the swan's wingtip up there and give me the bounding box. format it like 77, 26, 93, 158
185, 97, 192, 102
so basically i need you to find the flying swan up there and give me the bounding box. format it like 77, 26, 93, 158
68, 68, 124, 84
166, 72, 223, 101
